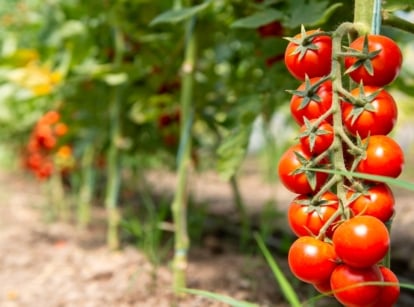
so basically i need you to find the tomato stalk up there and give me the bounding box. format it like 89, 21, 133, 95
171, 11, 196, 294
104, 26, 125, 250
77, 144, 95, 229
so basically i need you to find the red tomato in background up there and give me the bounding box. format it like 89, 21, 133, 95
257, 21, 284, 38
290, 78, 333, 125
332, 215, 390, 268
344, 34, 402, 86
278, 144, 329, 194
330, 264, 383, 306
284, 30, 332, 80
347, 183, 395, 222
356, 135, 404, 178
288, 236, 338, 284
299, 119, 334, 154
288, 191, 339, 237
341, 86, 398, 138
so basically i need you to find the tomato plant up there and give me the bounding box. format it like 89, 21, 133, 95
376, 266, 400, 307
284, 29, 332, 80
332, 215, 390, 268
341, 86, 398, 138
277, 143, 329, 194
288, 236, 338, 284
289, 77, 333, 125
288, 191, 339, 237
299, 119, 334, 154
356, 135, 405, 178
330, 264, 383, 306
344, 34, 403, 87
347, 183, 395, 222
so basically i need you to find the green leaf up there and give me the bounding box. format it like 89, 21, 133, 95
285, 0, 330, 28
231, 9, 284, 28
255, 234, 302, 307
180, 288, 259, 307
149, 1, 212, 26
217, 126, 252, 181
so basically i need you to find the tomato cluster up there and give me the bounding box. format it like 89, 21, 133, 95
23, 110, 73, 180
280, 27, 403, 306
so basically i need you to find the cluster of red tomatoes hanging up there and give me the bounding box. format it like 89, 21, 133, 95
277, 26, 403, 306
23, 110, 73, 180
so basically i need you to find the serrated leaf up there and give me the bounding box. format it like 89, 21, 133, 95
231, 9, 284, 28
150, 0, 212, 26
285, 0, 329, 28
217, 126, 252, 181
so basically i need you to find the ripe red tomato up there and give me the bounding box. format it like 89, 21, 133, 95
288, 236, 338, 284
330, 264, 383, 306
373, 266, 400, 307
278, 144, 329, 194
299, 119, 334, 154
332, 215, 390, 268
347, 183, 395, 223
288, 191, 339, 237
356, 135, 404, 178
284, 30, 332, 80
341, 86, 398, 138
290, 78, 333, 125
344, 35, 402, 86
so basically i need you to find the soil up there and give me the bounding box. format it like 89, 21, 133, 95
0, 167, 414, 307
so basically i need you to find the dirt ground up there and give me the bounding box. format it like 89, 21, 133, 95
0, 167, 414, 307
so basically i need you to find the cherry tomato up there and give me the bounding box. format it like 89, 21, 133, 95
288, 236, 338, 284
356, 135, 404, 178
330, 264, 383, 306
313, 279, 332, 295
278, 144, 329, 194
290, 78, 333, 125
332, 215, 390, 268
288, 191, 339, 237
344, 34, 402, 87
347, 183, 395, 223
299, 119, 334, 154
341, 86, 398, 138
285, 30, 332, 80
373, 266, 400, 307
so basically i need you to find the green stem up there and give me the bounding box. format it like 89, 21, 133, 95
230, 175, 250, 250
105, 26, 125, 250
382, 10, 414, 34
50, 170, 69, 221
77, 144, 95, 229
172, 15, 196, 293
354, 0, 375, 34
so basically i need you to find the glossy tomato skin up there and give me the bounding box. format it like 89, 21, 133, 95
290, 78, 333, 125
332, 215, 390, 268
344, 35, 402, 86
288, 236, 338, 284
330, 264, 383, 307
342, 86, 398, 138
299, 120, 334, 154
347, 183, 395, 223
372, 266, 400, 307
356, 135, 404, 178
278, 144, 329, 194
285, 30, 332, 80
288, 191, 339, 237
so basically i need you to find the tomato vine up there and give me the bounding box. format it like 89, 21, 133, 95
280, 19, 404, 306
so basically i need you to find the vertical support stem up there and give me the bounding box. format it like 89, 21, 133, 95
354, 0, 375, 34
77, 144, 95, 229
230, 175, 250, 249
172, 15, 196, 293
105, 26, 125, 250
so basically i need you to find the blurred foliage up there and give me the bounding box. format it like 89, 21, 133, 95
0, 0, 413, 178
